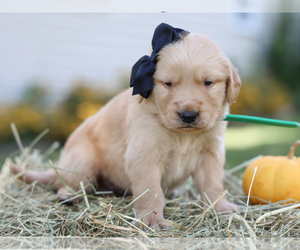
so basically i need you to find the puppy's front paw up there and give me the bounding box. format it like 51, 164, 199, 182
215, 198, 240, 212
137, 213, 167, 231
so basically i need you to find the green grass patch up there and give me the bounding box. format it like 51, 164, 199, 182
225, 124, 300, 175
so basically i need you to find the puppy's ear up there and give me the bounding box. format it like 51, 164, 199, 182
226, 63, 241, 105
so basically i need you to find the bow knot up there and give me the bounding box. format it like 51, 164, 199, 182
130, 23, 189, 99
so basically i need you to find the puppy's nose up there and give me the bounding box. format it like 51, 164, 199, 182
179, 111, 199, 124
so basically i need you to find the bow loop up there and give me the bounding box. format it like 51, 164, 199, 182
130, 23, 189, 99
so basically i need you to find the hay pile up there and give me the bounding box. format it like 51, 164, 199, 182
1, 127, 300, 241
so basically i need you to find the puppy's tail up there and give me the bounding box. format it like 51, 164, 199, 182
10, 164, 57, 185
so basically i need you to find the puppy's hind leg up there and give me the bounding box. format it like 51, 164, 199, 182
55, 140, 100, 202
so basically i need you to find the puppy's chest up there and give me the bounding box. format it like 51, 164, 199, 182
161, 137, 204, 188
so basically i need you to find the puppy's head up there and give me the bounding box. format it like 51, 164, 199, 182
152, 33, 241, 132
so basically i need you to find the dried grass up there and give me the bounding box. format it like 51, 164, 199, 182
1, 125, 300, 241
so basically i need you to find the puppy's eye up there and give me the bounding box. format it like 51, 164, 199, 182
164, 82, 172, 87
204, 81, 213, 86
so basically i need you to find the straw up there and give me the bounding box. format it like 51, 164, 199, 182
2, 128, 300, 240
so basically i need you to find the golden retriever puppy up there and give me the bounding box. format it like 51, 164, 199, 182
11, 23, 241, 230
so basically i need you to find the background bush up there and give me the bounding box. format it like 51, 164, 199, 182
231, 75, 293, 117
0, 73, 296, 144
48, 81, 113, 141
267, 13, 300, 108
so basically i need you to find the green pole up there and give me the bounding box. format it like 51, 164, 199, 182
223, 114, 300, 128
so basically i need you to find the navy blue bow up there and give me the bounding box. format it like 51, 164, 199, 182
130, 23, 189, 99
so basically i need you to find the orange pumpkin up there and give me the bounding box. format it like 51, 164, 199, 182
243, 140, 300, 204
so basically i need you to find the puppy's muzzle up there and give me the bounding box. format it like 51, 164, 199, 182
179, 111, 199, 124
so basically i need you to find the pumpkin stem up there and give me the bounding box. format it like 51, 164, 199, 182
287, 140, 300, 159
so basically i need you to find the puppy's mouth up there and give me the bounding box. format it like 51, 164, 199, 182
174, 116, 216, 132
174, 123, 205, 132
160, 112, 214, 132
175, 111, 205, 131
181, 124, 197, 129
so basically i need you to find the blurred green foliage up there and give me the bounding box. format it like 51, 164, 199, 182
0, 71, 296, 144
48, 80, 113, 141
231, 74, 293, 117
0, 82, 117, 143
267, 13, 300, 108
0, 104, 47, 142
22, 81, 49, 108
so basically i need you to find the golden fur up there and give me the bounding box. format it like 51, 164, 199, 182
11, 32, 241, 230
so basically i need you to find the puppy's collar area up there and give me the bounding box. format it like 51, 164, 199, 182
130, 23, 189, 99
